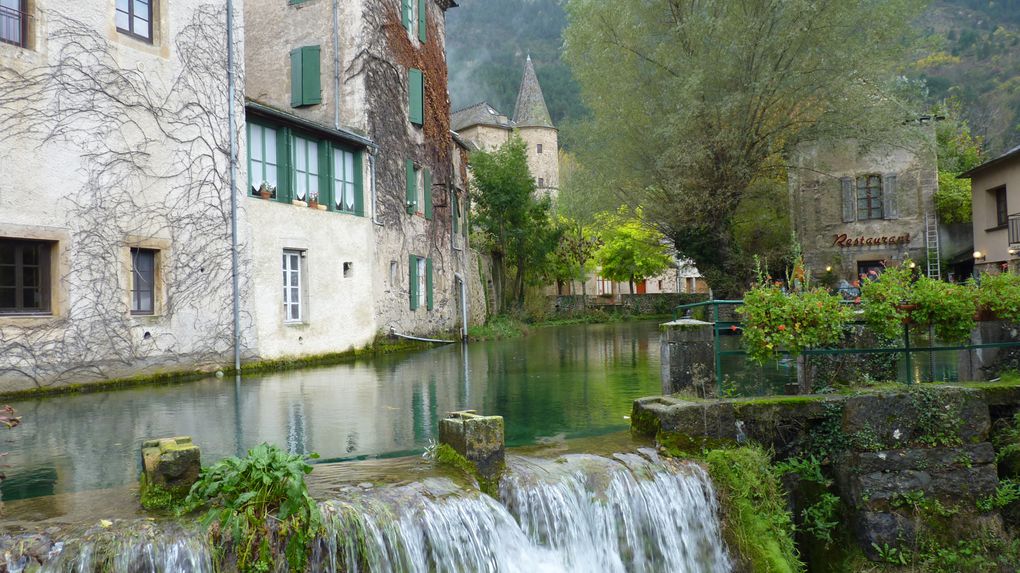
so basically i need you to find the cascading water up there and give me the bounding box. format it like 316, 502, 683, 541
317, 450, 731, 572
4, 451, 731, 573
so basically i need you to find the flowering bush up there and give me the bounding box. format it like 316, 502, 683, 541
861, 261, 976, 343
739, 283, 853, 364
976, 272, 1020, 323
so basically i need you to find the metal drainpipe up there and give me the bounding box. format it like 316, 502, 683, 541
332, 0, 340, 130
454, 272, 468, 341
226, 0, 240, 372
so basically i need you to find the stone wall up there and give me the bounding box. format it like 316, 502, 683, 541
548, 293, 708, 315
633, 383, 1020, 560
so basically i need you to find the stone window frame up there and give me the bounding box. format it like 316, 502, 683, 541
129, 247, 157, 316
0, 237, 52, 316
121, 237, 170, 319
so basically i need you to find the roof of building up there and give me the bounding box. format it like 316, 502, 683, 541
512, 55, 554, 129
245, 100, 376, 149
960, 143, 1020, 179
450, 130, 477, 151
451, 101, 513, 132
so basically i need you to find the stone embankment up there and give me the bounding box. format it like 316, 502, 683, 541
633, 382, 1020, 560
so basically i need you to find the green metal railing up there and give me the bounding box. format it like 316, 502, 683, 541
672, 299, 1020, 393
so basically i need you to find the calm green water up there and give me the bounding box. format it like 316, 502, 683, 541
1, 321, 661, 500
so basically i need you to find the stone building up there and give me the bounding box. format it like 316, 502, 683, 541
452, 55, 559, 198
0, 0, 483, 393
962, 144, 1020, 275
241, 0, 477, 360
788, 136, 943, 282
0, 0, 245, 392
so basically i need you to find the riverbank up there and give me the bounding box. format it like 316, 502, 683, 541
467, 311, 670, 341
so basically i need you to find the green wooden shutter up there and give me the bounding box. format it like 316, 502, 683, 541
318, 141, 331, 208
290, 49, 303, 107
290, 46, 321, 107
417, 0, 426, 42
882, 173, 898, 219
463, 194, 469, 236
406, 159, 416, 214
401, 0, 410, 28
840, 177, 856, 223
302, 46, 321, 105
425, 257, 433, 311
409, 255, 418, 310
353, 150, 364, 216
278, 128, 292, 202
423, 168, 432, 220
409, 68, 423, 125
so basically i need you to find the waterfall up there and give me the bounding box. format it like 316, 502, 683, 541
317, 451, 731, 573
5, 452, 731, 573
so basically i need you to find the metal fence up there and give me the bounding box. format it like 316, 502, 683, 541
674, 299, 1020, 395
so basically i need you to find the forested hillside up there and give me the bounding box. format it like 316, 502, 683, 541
446, 0, 1020, 154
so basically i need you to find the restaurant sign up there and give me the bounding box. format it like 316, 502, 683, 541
831, 233, 910, 248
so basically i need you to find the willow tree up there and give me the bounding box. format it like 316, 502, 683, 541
564, 0, 927, 296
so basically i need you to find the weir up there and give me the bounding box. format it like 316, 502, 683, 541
4, 450, 732, 573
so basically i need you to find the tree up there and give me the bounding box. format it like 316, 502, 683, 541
594, 207, 673, 294
565, 0, 926, 297
934, 102, 984, 224
470, 136, 559, 313
548, 215, 601, 296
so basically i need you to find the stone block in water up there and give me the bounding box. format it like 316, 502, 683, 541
439, 411, 505, 483
139, 436, 201, 508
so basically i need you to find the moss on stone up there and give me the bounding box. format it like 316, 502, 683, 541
139, 473, 189, 512
434, 443, 502, 498
0, 336, 433, 401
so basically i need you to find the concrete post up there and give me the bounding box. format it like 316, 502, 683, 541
438, 410, 505, 485
660, 319, 716, 396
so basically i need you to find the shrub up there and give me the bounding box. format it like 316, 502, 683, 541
976, 272, 1020, 323
180, 443, 322, 572
739, 284, 852, 364
861, 262, 976, 343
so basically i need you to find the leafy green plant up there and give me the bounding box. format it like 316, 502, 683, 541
775, 456, 830, 486
977, 479, 1020, 512
739, 278, 852, 364
976, 272, 1020, 323
180, 443, 322, 572
801, 493, 841, 545
861, 261, 977, 343
873, 542, 909, 566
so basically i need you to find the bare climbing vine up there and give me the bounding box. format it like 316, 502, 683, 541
0, 6, 253, 389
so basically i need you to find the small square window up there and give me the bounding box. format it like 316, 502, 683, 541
343, 261, 353, 278
537, 143, 543, 154
538, 177, 545, 187
0, 238, 52, 315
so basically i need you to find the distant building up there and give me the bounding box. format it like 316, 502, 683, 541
788, 135, 962, 282
962, 144, 1020, 274
452, 55, 559, 198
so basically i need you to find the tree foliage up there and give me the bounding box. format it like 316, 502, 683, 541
469, 136, 559, 313
934, 105, 984, 224
594, 207, 673, 293
565, 0, 926, 296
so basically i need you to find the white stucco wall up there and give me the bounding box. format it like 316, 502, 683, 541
0, 0, 246, 392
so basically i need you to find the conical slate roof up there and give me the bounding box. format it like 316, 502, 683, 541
512, 55, 554, 129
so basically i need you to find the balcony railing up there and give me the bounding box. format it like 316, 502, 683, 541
1009, 212, 1020, 247
0, 4, 28, 48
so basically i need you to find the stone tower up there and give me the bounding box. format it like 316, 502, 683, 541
513, 55, 559, 198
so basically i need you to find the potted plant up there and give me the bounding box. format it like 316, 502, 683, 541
257, 182, 273, 200
308, 193, 319, 209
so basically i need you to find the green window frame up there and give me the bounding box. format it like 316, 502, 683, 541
247, 122, 279, 198
290, 45, 322, 108
293, 136, 320, 203
332, 146, 363, 215
408, 255, 433, 311
423, 168, 432, 220
409, 68, 424, 126
451, 188, 459, 236
417, 0, 426, 42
